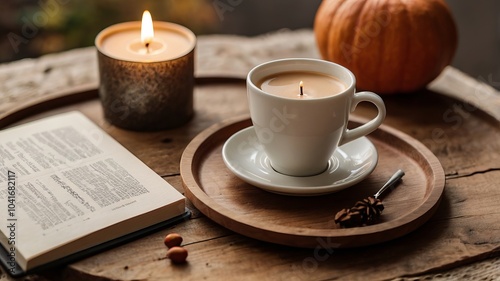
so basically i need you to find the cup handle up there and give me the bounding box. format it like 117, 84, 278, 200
339, 91, 386, 146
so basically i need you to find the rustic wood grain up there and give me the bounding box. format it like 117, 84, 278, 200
0, 30, 498, 281
429, 66, 500, 122
0, 82, 497, 281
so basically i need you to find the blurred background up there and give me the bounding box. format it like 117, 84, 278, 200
0, 0, 498, 88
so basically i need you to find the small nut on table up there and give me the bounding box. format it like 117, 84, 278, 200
166, 246, 188, 264
164, 233, 183, 248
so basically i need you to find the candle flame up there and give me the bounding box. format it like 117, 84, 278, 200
141, 10, 154, 46
299, 81, 304, 96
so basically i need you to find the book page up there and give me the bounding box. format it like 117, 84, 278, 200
0, 112, 185, 270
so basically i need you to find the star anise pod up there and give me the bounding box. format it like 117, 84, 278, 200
334, 196, 384, 228
352, 196, 384, 223
333, 170, 405, 228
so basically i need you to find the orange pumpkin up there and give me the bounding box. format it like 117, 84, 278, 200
314, 0, 458, 94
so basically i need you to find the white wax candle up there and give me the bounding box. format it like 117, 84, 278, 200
258, 71, 347, 99
95, 21, 196, 62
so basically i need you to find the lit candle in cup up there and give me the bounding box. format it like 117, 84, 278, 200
247, 58, 386, 176
95, 10, 196, 131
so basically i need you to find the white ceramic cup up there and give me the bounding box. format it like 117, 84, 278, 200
247, 58, 386, 177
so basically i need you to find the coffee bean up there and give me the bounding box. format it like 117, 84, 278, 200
164, 233, 183, 248
166, 246, 188, 264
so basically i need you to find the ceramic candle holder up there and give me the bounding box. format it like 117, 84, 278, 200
95, 21, 196, 131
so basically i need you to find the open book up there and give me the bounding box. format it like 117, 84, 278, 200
0, 111, 187, 276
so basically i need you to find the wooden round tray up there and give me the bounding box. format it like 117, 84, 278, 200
180, 115, 445, 248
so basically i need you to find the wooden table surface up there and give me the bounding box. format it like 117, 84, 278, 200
0, 30, 499, 281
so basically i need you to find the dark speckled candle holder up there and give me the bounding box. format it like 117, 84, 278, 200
95, 21, 196, 131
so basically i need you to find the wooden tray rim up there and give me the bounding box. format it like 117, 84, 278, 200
180, 115, 446, 247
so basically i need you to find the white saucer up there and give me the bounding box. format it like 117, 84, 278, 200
222, 127, 378, 196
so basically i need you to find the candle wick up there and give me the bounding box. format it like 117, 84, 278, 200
299, 81, 304, 96
145, 42, 150, 54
